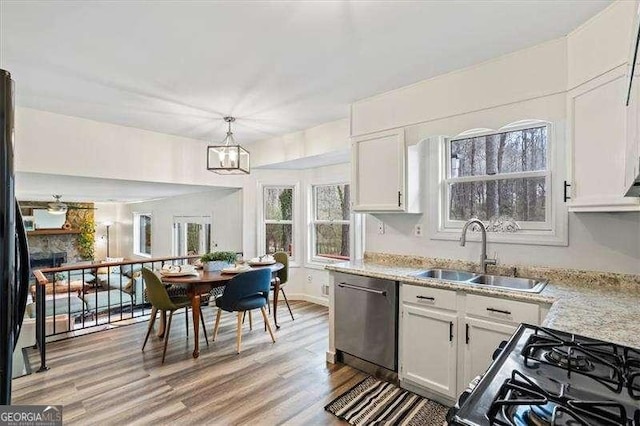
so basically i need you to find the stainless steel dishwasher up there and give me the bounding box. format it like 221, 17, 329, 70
334, 272, 398, 372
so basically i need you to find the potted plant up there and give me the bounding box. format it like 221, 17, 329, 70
200, 251, 237, 272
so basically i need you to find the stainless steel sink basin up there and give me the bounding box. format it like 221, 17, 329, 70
411, 268, 548, 293
468, 274, 547, 293
412, 269, 475, 281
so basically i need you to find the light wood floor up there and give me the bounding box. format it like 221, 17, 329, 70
12, 301, 367, 425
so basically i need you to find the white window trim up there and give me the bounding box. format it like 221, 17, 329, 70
428, 120, 568, 246
133, 212, 152, 258
305, 177, 365, 269
257, 182, 300, 266
308, 182, 351, 265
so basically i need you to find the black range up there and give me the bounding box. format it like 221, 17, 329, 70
451, 324, 640, 426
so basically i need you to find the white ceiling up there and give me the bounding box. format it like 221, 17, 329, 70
15, 172, 230, 203
1, 1, 611, 144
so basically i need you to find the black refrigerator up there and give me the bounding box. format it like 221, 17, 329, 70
0, 69, 31, 405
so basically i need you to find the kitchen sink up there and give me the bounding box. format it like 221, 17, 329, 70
412, 269, 475, 281
411, 269, 548, 293
467, 275, 547, 293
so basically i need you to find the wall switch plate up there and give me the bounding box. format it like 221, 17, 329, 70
321, 284, 329, 296
378, 221, 385, 235
414, 224, 423, 237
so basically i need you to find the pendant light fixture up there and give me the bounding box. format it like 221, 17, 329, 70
207, 116, 250, 174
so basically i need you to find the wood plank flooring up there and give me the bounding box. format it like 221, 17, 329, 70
12, 301, 367, 425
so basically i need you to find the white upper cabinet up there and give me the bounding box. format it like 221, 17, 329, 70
351, 129, 422, 213
624, 3, 640, 197
626, 64, 640, 196
568, 68, 639, 211
566, 0, 640, 210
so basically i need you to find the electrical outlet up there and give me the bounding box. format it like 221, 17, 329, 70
307, 275, 313, 283
378, 221, 385, 235
414, 224, 423, 237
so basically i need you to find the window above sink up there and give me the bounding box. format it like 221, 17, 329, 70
427, 119, 569, 247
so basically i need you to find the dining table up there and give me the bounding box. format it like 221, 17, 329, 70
160, 262, 284, 358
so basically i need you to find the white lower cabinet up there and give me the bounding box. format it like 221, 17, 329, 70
400, 304, 458, 398
462, 317, 516, 386
399, 283, 540, 402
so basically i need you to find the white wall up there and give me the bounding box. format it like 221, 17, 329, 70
93, 202, 126, 260
119, 188, 243, 260
14, 107, 246, 189
250, 119, 349, 167
355, 0, 640, 275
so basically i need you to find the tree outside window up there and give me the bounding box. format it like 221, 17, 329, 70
263, 186, 294, 256
312, 184, 350, 261
445, 124, 550, 229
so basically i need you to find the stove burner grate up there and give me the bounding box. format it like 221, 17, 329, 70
487, 370, 633, 426
521, 327, 625, 393
625, 347, 640, 400
543, 347, 595, 372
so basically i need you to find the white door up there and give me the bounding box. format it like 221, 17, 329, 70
172, 216, 212, 256
352, 129, 405, 211
462, 316, 515, 385
400, 304, 457, 398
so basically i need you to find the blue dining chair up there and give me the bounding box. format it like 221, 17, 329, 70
212, 268, 276, 354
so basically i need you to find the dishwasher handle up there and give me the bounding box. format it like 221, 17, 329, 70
338, 282, 387, 296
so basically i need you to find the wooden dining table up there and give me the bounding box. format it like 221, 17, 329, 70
160, 262, 284, 358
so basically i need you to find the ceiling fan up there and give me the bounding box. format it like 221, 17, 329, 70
20, 195, 97, 215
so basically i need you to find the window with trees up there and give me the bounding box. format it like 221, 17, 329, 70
133, 213, 152, 257
444, 122, 550, 230
311, 184, 350, 261
263, 186, 294, 257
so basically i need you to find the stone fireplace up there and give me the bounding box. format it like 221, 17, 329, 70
27, 232, 82, 263
20, 200, 95, 266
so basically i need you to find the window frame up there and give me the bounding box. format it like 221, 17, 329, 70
442, 121, 553, 232
133, 212, 152, 258
428, 119, 568, 246
258, 183, 298, 264
309, 183, 351, 264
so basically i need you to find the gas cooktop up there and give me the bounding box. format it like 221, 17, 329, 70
452, 324, 640, 426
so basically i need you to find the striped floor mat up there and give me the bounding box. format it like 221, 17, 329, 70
325, 376, 448, 425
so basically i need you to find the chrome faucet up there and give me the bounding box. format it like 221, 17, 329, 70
460, 218, 497, 273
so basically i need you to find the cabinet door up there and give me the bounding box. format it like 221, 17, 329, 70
570, 69, 640, 211
352, 129, 405, 211
400, 304, 457, 398
462, 317, 515, 385
625, 45, 640, 194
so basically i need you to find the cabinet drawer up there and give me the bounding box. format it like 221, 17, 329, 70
465, 294, 539, 324
402, 284, 456, 311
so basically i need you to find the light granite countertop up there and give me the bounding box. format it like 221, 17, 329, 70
326, 260, 640, 350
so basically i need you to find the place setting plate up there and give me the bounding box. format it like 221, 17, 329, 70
247, 257, 276, 266
221, 265, 252, 274
160, 266, 199, 277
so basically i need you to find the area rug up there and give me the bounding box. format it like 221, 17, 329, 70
325, 376, 448, 425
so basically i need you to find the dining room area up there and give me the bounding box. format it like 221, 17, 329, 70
10, 165, 356, 424
16, 252, 362, 424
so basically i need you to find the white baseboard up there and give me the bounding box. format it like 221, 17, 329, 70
287, 293, 329, 307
